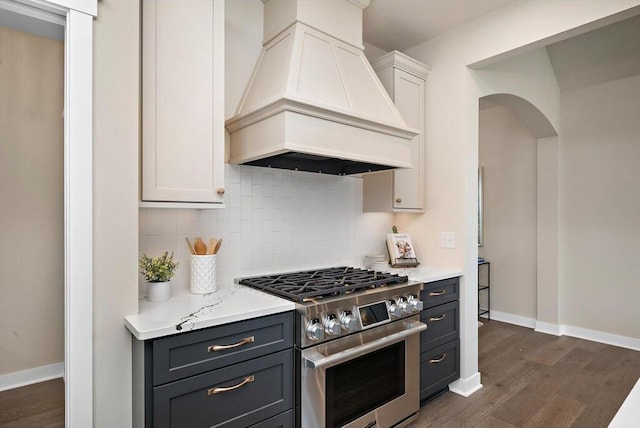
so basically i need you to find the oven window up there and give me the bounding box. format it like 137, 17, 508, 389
325, 342, 405, 428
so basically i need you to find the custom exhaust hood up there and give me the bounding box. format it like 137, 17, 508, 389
225, 0, 418, 175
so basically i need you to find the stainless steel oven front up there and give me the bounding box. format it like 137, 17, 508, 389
299, 315, 426, 428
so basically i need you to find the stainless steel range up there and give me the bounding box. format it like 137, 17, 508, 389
239, 266, 427, 428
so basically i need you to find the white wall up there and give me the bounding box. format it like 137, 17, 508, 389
93, 0, 139, 426
559, 74, 640, 339
479, 103, 538, 321
0, 26, 64, 377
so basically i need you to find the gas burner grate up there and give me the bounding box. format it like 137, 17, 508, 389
239, 266, 408, 302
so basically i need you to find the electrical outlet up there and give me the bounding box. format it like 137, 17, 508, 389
440, 232, 456, 248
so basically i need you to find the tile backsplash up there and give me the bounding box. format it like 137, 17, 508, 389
139, 165, 394, 295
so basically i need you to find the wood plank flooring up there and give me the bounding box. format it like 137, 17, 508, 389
0, 321, 638, 428
0, 379, 63, 428
412, 320, 640, 428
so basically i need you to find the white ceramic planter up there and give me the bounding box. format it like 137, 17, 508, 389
147, 280, 171, 302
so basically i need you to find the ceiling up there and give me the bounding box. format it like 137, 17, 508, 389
363, 0, 517, 52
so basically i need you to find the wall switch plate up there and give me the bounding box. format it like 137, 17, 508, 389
440, 232, 456, 248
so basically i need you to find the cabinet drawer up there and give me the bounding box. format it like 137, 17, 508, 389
421, 277, 459, 308
153, 349, 293, 428
420, 339, 460, 402
420, 301, 459, 352
152, 312, 293, 385
249, 410, 293, 428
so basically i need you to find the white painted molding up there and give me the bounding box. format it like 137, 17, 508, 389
0, 0, 65, 24
0, 363, 64, 392
561, 324, 640, 351
448, 372, 483, 397
489, 310, 536, 329
609, 377, 640, 427
535, 321, 562, 336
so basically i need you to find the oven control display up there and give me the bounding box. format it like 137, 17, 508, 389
358, 301, 390, 328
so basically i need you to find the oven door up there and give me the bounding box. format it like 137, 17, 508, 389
300, 316, 426, 428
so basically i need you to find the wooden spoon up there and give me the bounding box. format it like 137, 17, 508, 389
194, 238, 207, 255
213, 239, 222, 255
208, 238, 217, 255
185, 237, 195, 255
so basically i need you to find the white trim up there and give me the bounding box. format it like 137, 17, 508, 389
16, 0, 97, 16
448, 372, 483, 397
609, 377, 640, 428
0, 0, 65, 24
64, 8, 94, 428
489, 309, 536, 329
0, 363, 64, 392
561, 324, 640, 351
535, 321, 562, 336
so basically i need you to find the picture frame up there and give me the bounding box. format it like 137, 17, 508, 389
386, 233, 420, 267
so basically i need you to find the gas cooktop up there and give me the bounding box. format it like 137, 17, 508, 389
238, 266, 408, 303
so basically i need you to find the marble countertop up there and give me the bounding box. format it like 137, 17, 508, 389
124, 266, 462, 341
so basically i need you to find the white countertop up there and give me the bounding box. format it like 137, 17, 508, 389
125, 282, 295, 340
124, 266, 462, 341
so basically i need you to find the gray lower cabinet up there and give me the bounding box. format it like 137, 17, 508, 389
137, 311, 294, 428
419, 278, 460, 402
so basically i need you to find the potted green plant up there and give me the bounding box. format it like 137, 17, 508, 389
139, 251, 178, 302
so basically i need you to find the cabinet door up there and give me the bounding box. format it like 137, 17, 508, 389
142, 0, 225, 204
392, 69, 425, 210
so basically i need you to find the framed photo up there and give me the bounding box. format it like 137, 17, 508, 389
386, 233, 420, 267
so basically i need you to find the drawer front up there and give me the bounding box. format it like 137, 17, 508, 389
153, 349, 293, 428
152, 312, 293, 385
249, 410, 293, 428
421, 277, 459, 308
420, 301, 459, 352
420, 339, 460, 402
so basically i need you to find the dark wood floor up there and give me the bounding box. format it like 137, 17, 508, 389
412, 319, 640, 428
0, 379, 64, 428
1, 321, 638, 428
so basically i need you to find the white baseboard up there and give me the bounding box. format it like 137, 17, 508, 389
0, 362, 64, 392
488, 310, 536, 329
488, 311, 640, 351
535, 321, 562, 336
448, 372, 482, 397
609, 377, 640, 427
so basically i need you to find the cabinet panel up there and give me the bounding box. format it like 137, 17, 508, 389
421, 277, 459, 308
419, 339, 460, 402
420, 301, 459, 353
249, 410, 293, 428
142, 0, 225, 204
152, 312, 293, 385
153, 349, 293, 428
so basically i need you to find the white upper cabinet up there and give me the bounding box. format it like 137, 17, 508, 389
363, 51, 430, 212
141, 0, 225, 207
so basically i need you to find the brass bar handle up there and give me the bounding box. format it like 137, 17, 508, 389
428, 290, 446, 296
428, 313, 447, 322
208, 336, 255, 353
207, 375, 254, 396
429, 353, 447, 364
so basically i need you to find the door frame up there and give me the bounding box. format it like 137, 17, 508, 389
3, 1, 97, 426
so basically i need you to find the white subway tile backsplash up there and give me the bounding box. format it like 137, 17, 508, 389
138, 165, 394, 294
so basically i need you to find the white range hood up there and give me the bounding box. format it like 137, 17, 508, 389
225, 0, 418, 175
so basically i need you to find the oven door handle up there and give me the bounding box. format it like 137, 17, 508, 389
303, 321, 427, 369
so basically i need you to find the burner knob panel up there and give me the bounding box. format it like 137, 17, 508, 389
387, 300, 401, 318
307, 319, 325, 341
340, 311, 359, 331
324, 316, 342, 336
408, 294, 424, 312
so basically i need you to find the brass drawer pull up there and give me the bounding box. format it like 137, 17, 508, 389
208, 336, 255, 352
428, 313, 447, 322
428, 290, 446, 296
207, 375, 254, 395
429, 353, 447, 364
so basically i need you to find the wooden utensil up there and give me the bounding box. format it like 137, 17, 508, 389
185, 237, 195, 255
208, 238, 217, 255
213, 238, 222, 255
194, 238, 207, 255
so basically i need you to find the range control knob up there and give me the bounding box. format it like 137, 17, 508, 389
340, 311, 359, 331
408, 294, 424, 312
397, 297, 410, 314
387, 300, 401, 318
324, 315, 342, 336
307, 319, 325, 341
